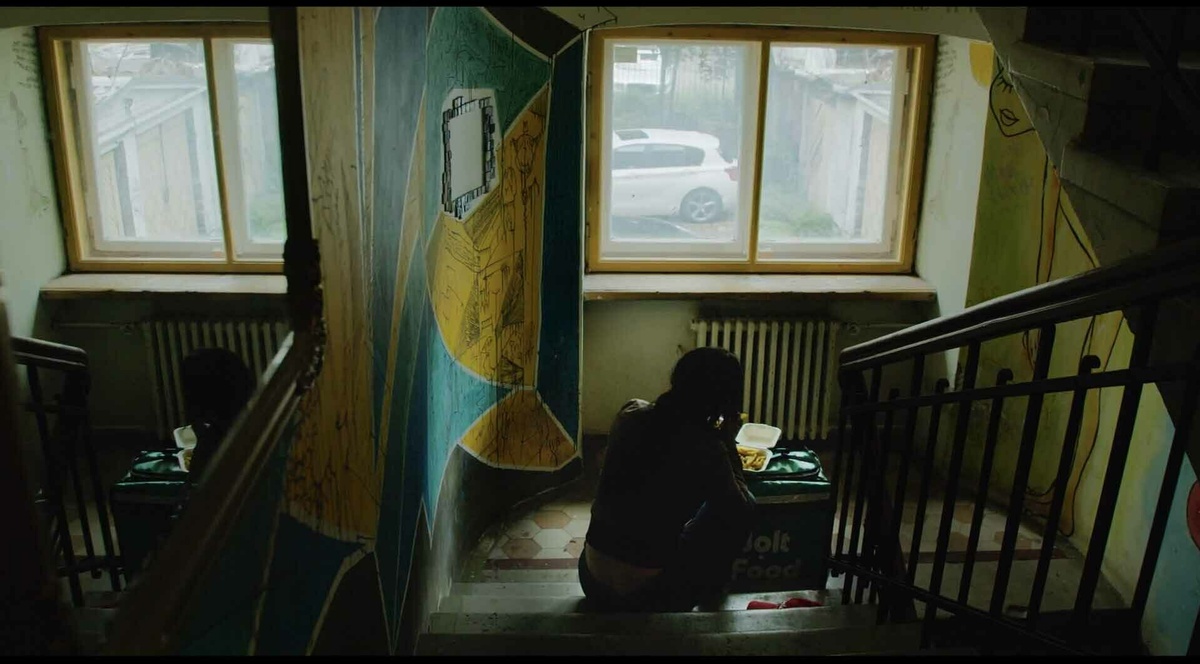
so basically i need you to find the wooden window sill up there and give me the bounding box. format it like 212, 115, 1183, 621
39, 273, 287, 301
583, 273, 936, 301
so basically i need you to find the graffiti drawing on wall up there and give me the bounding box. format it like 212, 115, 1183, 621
980, 58, 1124, 536
427, 86, 575, 470
442, 92, 498, 219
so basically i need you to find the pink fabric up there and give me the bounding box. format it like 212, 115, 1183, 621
746, 597, 824, 610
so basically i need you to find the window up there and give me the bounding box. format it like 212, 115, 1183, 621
586, 27, 934, 274
40, 24, 286, 273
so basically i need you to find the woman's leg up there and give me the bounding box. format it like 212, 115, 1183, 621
667, 500, 753, 608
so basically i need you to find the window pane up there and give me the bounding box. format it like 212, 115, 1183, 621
83, 40, 225, 254
603, 41, 755, 260
758, 45, 900, 258
229, 42, 285, 248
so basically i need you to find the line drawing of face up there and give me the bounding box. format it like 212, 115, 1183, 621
989, 59, 1035, 138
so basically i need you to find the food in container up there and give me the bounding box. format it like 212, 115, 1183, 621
737, 444, 771, 472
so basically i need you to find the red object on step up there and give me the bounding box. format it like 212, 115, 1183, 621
746, 597, 824, 610
781, 597, 823, 609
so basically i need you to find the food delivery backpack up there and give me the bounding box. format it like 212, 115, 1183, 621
730, 447, 834, 591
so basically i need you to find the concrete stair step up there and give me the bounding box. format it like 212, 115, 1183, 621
1005, 39, 1200, 175
1007, 40, 1200, 103
463, 568, 582, 584
441, 584, 832, 613
439, 594, 584, 614
428, 603, 877, 636
451, 581, 584, 597
1059, 142, 1200, 232
418, 604, 920, 655
416, 623, 922, 656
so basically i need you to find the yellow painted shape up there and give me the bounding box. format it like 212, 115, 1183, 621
459, 389, 577, 470
426, 88, 548, 387
284, 7, 378, 542
968, 41, 993, 88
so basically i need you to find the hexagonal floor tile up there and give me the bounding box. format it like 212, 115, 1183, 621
506, 519, 540, 540
948, 531, 968, 551
533, 528, 571, 550
561, 502, 592, 519
564, 519, 589, 538
533, 509, 570, 530
534, 547, 575, 560
564, 537, 584, 558
502, 538, 541, 559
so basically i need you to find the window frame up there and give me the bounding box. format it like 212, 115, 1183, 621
585, 25, 935, 275
39, 23, 284, 274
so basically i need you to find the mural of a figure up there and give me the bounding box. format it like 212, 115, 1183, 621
981, 58, 1124, 537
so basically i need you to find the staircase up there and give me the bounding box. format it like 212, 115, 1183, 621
416, 574, 929, 655
415, 8, 1200, 657
980, 7, 1200, 266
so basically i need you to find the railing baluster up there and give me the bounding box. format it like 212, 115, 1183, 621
960, 368, 1014, 605
1073, 304, 1158, 633
991, 323, 1056, 616
829, 387, 851, 564
877, 354, 925, 624
849, 365, 884, 604
1027, 355, 1101, 628
837, 371, 868, 604
60, 389, 99, 576
867, 387, 901, 608
921, 343, 981, 648
26, 366, 83, 607
1130, 347, 1200, 630
72, 375, 122, 591
906, 378, 950, 586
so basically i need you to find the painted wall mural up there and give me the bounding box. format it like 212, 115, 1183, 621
959, 56, 1200, 655
171, 6, 585, 655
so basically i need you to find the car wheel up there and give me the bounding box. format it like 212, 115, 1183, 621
680, 188, 723, 224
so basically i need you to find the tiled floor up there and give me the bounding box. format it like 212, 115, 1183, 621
474, 482, 594, 571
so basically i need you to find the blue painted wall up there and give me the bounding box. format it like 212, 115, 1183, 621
170, 8, 584, 654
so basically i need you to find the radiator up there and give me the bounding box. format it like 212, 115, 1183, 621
140, 318, 289, 439
692, 318, 841, 442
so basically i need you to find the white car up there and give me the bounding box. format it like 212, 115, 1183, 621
609, 129, 739, 224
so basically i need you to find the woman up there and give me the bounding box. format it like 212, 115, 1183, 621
580, 347, 756, 612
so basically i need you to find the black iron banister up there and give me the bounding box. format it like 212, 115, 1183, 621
829, 238, 1200, 654
12, 336, 120, 606
842, 237, 1200, 368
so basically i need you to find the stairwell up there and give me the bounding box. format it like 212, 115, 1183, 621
413, 8, 1200, 656
415, 473, 923, 656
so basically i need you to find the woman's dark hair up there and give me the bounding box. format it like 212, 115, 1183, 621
181, 348, 255, 426
658, 347, 743, 424
180, 348, 256, 480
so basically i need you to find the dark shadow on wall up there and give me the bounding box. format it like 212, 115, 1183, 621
484, 6, 579, 58
394, 445, 583, 655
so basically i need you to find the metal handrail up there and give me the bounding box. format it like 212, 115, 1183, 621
843, 236, 1200, 368
103, 7, 325, 654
